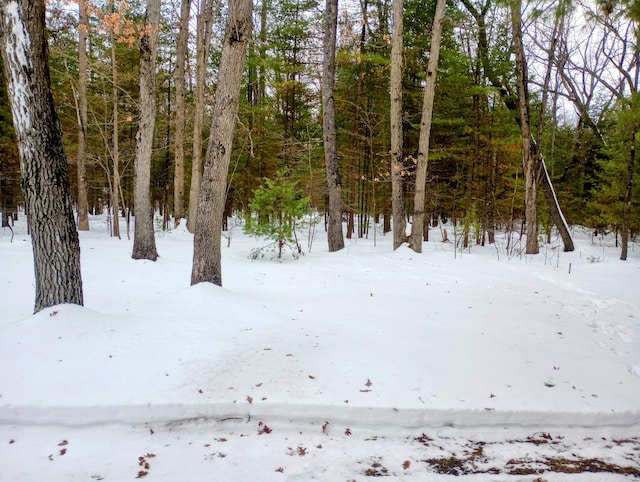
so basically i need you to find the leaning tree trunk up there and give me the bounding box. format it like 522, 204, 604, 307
511, 0, 539, 254
0, 0, 83, 312
409, 0, 446, 253
462, 0, 573, 253
322, 0, 345, 252
76, 0, 89, 231
132, 0, 160, 261
173, 0, 190, 226
390, 0, 406, 250
191, 0, 252, 286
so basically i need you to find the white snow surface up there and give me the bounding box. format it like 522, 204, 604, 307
1, 214, 639, 480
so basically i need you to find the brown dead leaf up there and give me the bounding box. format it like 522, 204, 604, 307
402, 460, 411, 470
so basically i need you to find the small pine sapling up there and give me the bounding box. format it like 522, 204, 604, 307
244, 168, 311, 259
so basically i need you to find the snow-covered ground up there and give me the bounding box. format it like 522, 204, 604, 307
1, 214, 639, 480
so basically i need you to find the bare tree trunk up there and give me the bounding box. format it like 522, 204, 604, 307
132, 0, 160, 261
110, 26, 121, 239
0, 0, 83, 312
76, 0, 89, 231
173, 0, 190, 227
322, 0, 344, 252
187, 0, 215, 233
191, 0, 252, 285
620, 122, 636, 260
390, 0, 406, 250
533, 6, 574, 252
409, 0, 446, 253
511, 0, 538, 254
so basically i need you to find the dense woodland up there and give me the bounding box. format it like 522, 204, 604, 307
1, 0, 639, 257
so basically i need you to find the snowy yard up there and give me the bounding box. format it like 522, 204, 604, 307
1, 214, 639, 480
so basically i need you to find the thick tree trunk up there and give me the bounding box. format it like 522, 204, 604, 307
511, 0, 538, 254
76, 0, 89, 231
187, 0, 215, 233
191, 0, 252, 285
0, 0, 83, 312
173, 0, 190, 226
322, 0, 345, 252
409, 0, 446, 253
390, 0, 406, 250
132, 0, 160, 261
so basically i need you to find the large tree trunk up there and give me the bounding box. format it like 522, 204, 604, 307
0, 0, 83, 312
187, 0, 215, 233
409, 0, 446, 253
173, 0, 190, 227
132, 0, 160, 261
322, 0, 345, 252
191, 0, 252, 286
390, 0, 406, 250
511, 0, 538, 254
76, 0, 89, 231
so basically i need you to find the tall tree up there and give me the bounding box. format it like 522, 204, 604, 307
462, 0, 574, 252
322, 0, 344, 252
409, 0, 446, 253
110, 1, 121, 238
186, 0, 215, 233
191, 0, 252, 285
0, 0, 83, 312
511, 0, 538, 254
76, 0, 90, 231
173, 0, 190, 227
390, 0, 405, 249
132, 0, 160, 260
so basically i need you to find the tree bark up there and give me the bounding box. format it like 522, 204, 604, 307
409, 0, 446, 253
110, 24, 121, 238
76, 0, 89, 231
191, 0, 252, 285
620, 122, 636, 260
187, 0, 215, 233
511, 0, 538, 254
132, 0, 160, 261
173, 0, 190, 226
390, 0, 406, 250
0, 0, 83, 312
322, 0, 345, 252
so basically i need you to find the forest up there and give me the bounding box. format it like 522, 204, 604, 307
1, 0, 638, 261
